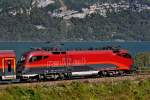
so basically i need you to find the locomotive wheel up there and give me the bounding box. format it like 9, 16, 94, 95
37, 75, 44, 81
98, 71, 103, 77
57, 73, 65, 80
67, 72, 72, 79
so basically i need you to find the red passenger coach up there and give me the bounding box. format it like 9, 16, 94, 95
0, 50, 16, 80
17, 48, 134, 80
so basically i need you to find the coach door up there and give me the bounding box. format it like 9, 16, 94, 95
2, 58, 16, 80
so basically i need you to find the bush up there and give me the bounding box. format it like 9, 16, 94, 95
0, 79, 150, 100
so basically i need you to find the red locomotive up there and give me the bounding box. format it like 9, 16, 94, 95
17, 48, 133, 80
0, 47, 133, 81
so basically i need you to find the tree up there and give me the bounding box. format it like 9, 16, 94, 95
135, 52, 150, 71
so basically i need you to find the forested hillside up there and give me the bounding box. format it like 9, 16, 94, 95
0, 0, 150, 41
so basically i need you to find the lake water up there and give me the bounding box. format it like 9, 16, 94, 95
0, 41, 149, 61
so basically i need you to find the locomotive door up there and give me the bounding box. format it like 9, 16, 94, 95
2, 58, 16, 80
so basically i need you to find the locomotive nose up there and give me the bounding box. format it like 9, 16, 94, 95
128, 58, 134, 70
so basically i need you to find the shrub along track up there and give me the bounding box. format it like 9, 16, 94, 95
0, 74, 150, 89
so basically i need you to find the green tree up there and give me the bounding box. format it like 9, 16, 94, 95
135, 52, 150, 71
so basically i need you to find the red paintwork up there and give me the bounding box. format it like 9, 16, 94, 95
0, 50, 16, 70
21, 49, 134, 71
0, 50, 16, 58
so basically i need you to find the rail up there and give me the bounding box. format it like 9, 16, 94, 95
0, 73, 150, 89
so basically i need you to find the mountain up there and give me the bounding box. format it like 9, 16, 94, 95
0, 0, 150, 41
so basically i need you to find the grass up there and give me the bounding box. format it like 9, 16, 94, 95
0, 79, 150, 100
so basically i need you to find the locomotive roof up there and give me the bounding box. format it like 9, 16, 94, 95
23, 49, 120, 56
22, 45, 129, 57
23, 50, 50, 56
0, 50, 16, 57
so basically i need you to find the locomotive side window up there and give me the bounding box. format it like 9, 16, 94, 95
52, 52, 60, 54
61, 51, 66, 54
29, 56, 47, 62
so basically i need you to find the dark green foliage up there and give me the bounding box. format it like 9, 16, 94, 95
0, 0, 150, 41
0, 79, 150, 100
135, 52, 150, 69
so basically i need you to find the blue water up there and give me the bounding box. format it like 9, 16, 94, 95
0, 41, 149, 61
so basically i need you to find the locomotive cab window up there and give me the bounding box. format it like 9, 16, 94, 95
20, 55, 26, 63
122, 53, 131, 59
61, 51, 66, 54
29, 56, 42, 62
29, 56, 48, 62
117, 53, 131, 59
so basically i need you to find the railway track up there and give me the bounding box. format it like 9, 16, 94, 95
0, 74, 150, 89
